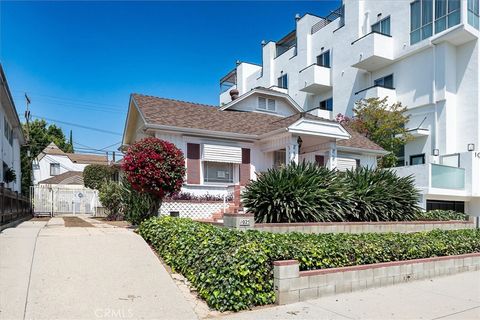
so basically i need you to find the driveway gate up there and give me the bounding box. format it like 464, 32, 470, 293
31, 185, 99, 216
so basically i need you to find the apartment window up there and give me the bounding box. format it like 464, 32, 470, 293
317, 50, 331, 68
410, 154, 425, 165
273, 150, 286, 168
203, 162, 233, 183
435, 0, 461, 33
258, 97, 276, 112
411, 0, 433, 44
319, 98, 333, 111
468, 0, 479, 29
277, 74, 288, 89
3, 118, 12, 146
372, 16, 391, 35
374, 74, 394, 89
426, 200, 465, 213
50, 163, 60, 176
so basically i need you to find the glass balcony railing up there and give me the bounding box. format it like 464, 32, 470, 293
431, 164, 465, 190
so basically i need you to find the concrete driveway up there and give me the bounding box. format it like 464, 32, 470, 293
0, 217, 198, 320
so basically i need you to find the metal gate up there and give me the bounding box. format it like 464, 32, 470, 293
31, 185, 98, 216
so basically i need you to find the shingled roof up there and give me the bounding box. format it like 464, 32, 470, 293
132, 93, 384, 152
39, 142, 108, 165
38, 171, 84, 185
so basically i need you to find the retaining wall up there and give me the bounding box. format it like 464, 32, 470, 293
256, 220, 474, 234
273, 253, 480, 305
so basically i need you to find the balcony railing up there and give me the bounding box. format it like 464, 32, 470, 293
355, 84, 397, 106
431, 164, 465, 190
298, 64, 332, 94
351, 31, 394, 71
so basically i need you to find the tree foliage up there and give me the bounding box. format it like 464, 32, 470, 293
99, 181, 124, 221
83, 164, 116, 190
343, 98, 413, 168
122, 137, 185, 217
21, 119, 74, 194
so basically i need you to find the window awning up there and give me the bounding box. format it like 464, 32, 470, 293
202, 144, 242, 164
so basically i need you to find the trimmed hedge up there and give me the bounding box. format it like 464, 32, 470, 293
415, 209, 468, 221
139, 217, 480, 311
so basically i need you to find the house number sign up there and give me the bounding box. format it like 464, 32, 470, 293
240, 219, 250, 227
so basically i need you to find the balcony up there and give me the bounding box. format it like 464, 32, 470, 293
355, 85, 397, 106
298, 64, 332, 94
351, 31, 394, 71
393, 163, 466, 197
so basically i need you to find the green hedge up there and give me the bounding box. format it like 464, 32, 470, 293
415, 210, 468, 221
139, 217, 480, 311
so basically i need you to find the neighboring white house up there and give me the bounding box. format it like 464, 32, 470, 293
0, 64, 25, 192
121, 91, 386, 197
219, 0, 480, 215
33, 142, 108, 186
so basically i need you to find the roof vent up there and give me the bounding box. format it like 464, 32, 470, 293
230, 89, 239, 101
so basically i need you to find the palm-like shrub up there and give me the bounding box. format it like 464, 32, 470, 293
342, 167, 421, 221
242, 162, 352, 223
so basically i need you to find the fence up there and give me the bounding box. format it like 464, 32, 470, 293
31, 185, 98, 216
0, 185, 31, 225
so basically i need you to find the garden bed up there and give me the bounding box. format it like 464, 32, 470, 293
138, 217, 480, 312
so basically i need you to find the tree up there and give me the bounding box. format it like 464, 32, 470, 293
122, 137, 185, 219
83, 164, 116, 190
21, 119, 74, 194
346, 98, 413, 168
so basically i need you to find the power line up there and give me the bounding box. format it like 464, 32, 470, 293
30, 115, 123, 136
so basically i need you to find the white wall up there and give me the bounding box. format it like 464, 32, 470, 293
0, 97, 22, 192
33, 154, 89, 185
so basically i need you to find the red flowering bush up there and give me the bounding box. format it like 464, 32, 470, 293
122, 137, 185, 216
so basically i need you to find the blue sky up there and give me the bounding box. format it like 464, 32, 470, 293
1, 1, 340, 155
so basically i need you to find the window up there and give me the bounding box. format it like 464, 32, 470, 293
372, 16, 391, 35
317, 50, 331, 68
374, 74, 394, 89
257, 97, 276, 112
410, 154, 425, 165
315, 155, 325, 167
468, 0, 479, 29
277, 74, 288, 89
203, 162, 233, 183
319, 98, 333, 111
411, 0, 433, 44
3, 118, 12, 146
426, 200, 465, 212
435, 0, 461, 33
273, 150, 286, 169
50, 163, 60, 176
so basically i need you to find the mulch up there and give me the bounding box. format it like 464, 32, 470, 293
63, 217, 95, 228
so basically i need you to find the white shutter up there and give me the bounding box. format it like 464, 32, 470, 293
337, 157, 357, 172
202, 144, 242, 163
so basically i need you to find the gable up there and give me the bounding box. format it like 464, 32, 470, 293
224, 94, 298, 117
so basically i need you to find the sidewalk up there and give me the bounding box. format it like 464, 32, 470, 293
221, 270, 480, 320
0, 217, 198, 320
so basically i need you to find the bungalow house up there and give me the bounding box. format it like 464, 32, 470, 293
33, 142, 108, 187
121, 88, 386, 198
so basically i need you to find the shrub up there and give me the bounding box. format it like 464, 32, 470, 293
83, 164, 116, 190
415, 210, 468, 221
139, 217, 480, 311
3, 167, 16, 184
121, 179, 155, 225
242, 162, 352, 223
342, 167, 421, 221
122, 137, 185, 217
99, 181, 124, 220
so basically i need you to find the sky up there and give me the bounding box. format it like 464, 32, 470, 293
0, 0, 341, 157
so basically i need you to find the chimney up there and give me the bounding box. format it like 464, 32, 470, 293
229, 88, 239, 101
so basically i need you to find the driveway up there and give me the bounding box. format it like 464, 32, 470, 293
0, 217, 198, 320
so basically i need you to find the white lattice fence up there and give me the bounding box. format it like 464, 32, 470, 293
159, 201, 228, 219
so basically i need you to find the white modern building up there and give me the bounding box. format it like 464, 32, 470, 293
0, 64, 25, 192
219, 0, 480, 215
33, 142, 108, 186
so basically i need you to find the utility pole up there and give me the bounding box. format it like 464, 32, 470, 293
24, 93, 31, 145
24, 93, 32, 198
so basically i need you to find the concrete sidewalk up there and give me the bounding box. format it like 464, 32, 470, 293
0, 217, 198, 320
221, 271, 480, 320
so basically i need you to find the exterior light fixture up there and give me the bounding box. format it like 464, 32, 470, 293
468, 143, 475, 152
297, 136, 303, 152
432, 149, 439, 156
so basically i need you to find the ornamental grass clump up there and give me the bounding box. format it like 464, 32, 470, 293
242, 162, 353, 223
138, 217, 480, 312
342, 167, 421, 221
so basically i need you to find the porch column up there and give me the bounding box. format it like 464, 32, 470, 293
286, 142, 299, 164
327, 143, 337, 170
